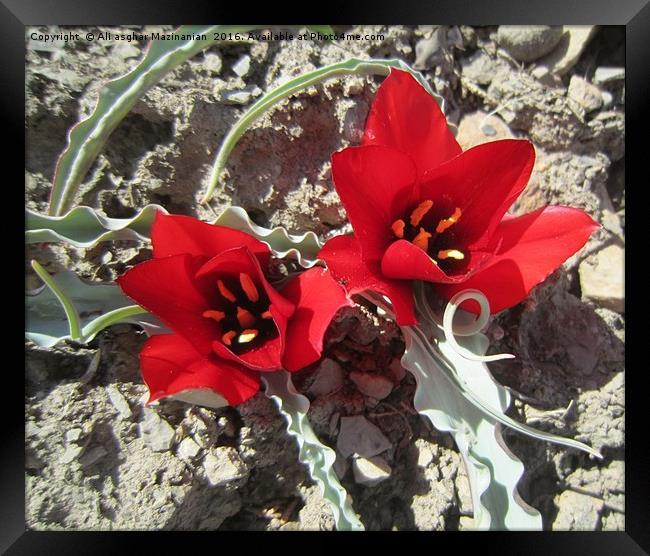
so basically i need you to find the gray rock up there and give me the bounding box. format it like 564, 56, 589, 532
112, 43, 141, 60
336, 416, 392, 458
537, 26, 597, 76
594, 66, 625, 84
297, 485, 335, 530
79, 446, 108, 467
497, 26, 564, 63
455, 468, 473, 514
308, 358, 344, 397
203, 446, 248, 487
139, 408, 176, 452
456, 111, 514, 151
232, 54, 251, 77
530, 65, 559, 87
352, 455, 392, 486
578, 245, 624, 313
203, 53, 222, 75
553, 490, 603, 530
461, 51, 497, 85
458, 516, 476, 530
221, 85, 263, 105
575, 373, 625, 453
349, 371, 394, 400
65, 428, 83, 444
177, 437, 201, 461
60, 444, 84, 464
568, 75, 603, 113
333, 450, 349, 480
413, 26, 447, 70
388, 358, 406, 384
107, 385, 132, 419
601, 90, 614, 108
415, 439, 436, 468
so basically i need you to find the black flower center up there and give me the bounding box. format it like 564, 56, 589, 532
391, 199, 467, 273
202, 272, 276, 353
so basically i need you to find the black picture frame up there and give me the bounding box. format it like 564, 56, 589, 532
12, 0, 645, 553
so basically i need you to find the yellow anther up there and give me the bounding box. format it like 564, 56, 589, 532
222, 330, 237, 346
437, 249, 465, 260
410, 199, 434, 227
412, 227, 432, 251
435, 207, 462, 234
217, 279, 236, 302
236, 306, 256, 329
261, 310, 273, 320
391, 219, 405, 239
202, 309, 226, 322
238, 329, 259, 344
239, 272, 259, 303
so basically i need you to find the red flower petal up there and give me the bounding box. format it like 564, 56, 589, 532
434, 206, 600, 314
362, 69, 462, 175
196, 247, 295, 371
331, 145, 419, 260
380, 239, 473, 284
320, 234, 418, 326
140, 334, 260, 406
419, 139, 535, 249
151, 211, 270, 268
280, 267, 354, 372
117, 254, 216, 355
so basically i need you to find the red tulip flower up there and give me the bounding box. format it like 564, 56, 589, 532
118, 212, 351, 407
320, 69, 599, 325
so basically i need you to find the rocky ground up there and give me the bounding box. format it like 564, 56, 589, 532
25, 25, 625, 530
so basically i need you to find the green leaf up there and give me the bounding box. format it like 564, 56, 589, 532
26, 204, 167, 248
402, 322, 542, 530
262, 371, 364, 531
212, 206, 323, 268
365, 288, 600, 530
202, 57, 451, 204
48, 25, 260, 216
26, 264, 162, 347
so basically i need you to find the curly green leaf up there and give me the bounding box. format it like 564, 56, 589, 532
26, 204, 168, 248
212, 206, 323, 268
262, 370, 364, 531
202, 57, 451, 204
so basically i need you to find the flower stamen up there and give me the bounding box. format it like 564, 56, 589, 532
238, 329, 259, 344
261, 310, 273, 319
236, 306, 256, 328
391, 219, 405, 239
239, 272, 259, 303
435, 207, 462, 234
438, 249, 465, 260
222, 330, 237, 346
410, 199, 434, 227
413, 227, 432, 251
202, 309, 226, 322
217, 279, 237, 302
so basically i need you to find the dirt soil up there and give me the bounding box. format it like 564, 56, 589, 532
25, 25, 625, 530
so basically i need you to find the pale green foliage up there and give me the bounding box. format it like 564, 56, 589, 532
213, 206, 323, 268
26, 261, 164, 348
26, 204, 167, 248
263, 371, 364, 531
202, 57, 453, 204
367, 284, 600, 530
